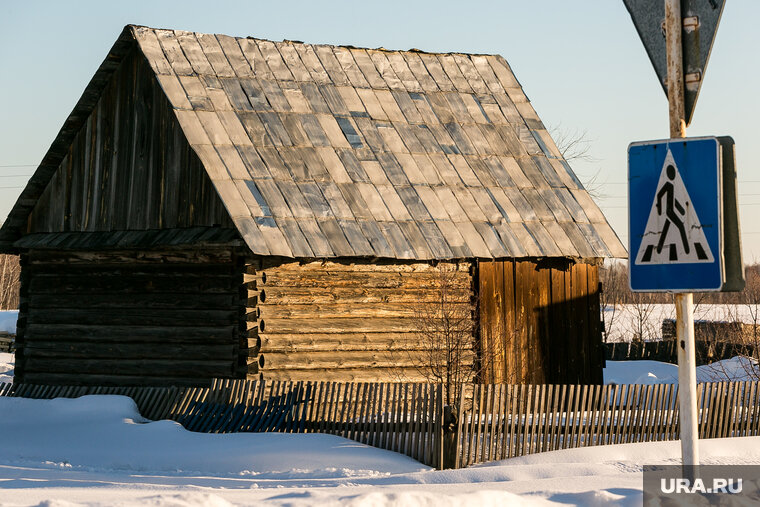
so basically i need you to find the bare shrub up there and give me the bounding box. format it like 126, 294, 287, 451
623, 291, 661, 343
600, 260, 627, 342
393, 263, 486, 408
701, 267, 760, 380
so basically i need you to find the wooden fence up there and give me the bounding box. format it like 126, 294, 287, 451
2, 379, 760, 469
0, 332, 13, 353
455, 382, 760, 467
0, 379, 445, 468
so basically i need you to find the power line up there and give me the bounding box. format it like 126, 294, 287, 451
0, 164, 36, 168
591, 181, 760, 185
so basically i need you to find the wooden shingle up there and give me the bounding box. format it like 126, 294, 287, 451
1, 25, 625, 261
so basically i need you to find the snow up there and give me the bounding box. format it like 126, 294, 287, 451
0, 395, 426, 478
604, 356, 760, 385
0, 310, 18, 334
2, 322, 760, 505
0, 351, 13, 383
604, 359, 678, 384
1, 393, 760, 506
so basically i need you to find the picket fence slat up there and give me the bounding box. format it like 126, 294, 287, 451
3, 379, 760, 469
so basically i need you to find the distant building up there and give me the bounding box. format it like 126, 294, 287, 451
0, 26, 626, 386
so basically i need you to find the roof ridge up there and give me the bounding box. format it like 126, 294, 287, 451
129, 24, 503, 58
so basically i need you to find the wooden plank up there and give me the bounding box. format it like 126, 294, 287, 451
452, 55, 489, 94
293, 45, 331, 84
333, 47, 370, 88
479, 384, 491, 462
196, 33, 236, 77
546, 384, 560, 451
466, 384, 478, 464
175, 31, 215, 75
534, 384, 547, 453
479, 262, 497, 383
313, 45, 351, 85
560, 385, 575, 449
653, 382, 669, 443
708, 383, 721, 439
661, 383, 674, 441
490, 384, 502, 460
347, 48, 385, 88
454, 384, 465, 468
743, 382, 755, 437
367, 51, 405, 91
255, 40, 294, 81
522, 384, 535, 456
644, 384, 658, 442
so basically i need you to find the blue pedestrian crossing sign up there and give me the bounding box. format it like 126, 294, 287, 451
629, 136, 743, 292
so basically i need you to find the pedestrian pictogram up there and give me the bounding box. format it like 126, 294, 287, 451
635, 149, 714, 265
628, 136, 727, 292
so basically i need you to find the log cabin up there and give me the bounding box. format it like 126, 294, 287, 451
0, 25, 626, 386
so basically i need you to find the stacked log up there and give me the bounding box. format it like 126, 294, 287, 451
16, 248, 245, 386
248, 259, 474, 382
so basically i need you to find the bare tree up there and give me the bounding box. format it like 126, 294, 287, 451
0, 254, 20, 310
549, 124, 595, 163
599, 260, 627, 343
624, 290, 660, 343
741, 266, 760, 354
548, 124, 608, 200
704, 266, 760, 380
394, 263, 484, 408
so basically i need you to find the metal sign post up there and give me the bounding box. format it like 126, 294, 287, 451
666, 0, 699, 479
626, 0, 741, 480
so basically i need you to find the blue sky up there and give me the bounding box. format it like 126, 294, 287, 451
1, 0, 757, 260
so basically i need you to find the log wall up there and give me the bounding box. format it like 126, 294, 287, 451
478, 259, 603, 385
14, 249, 247, 386
247, 259, 475, 382
26, 47, 233, 234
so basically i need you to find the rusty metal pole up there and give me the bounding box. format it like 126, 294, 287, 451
666, 0, 699, 480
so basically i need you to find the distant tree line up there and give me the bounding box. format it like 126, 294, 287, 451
601, 261, 760, 380
600, 261, 760, 306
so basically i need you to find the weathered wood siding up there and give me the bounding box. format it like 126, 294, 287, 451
26, 47, 233, 234
247, 259, 475, 382
14, 249, 247, 386
478, 259, 603, 385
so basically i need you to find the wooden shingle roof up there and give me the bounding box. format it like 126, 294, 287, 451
1, 25, 626, 260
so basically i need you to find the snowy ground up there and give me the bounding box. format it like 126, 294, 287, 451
0, 352, 13, 383
1, 356, 760, 505
3, 393, 760, 506
604, 356, 760, 384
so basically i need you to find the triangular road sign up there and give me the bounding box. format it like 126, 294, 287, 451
623, 0, 725, 125
634, 149, 714, 265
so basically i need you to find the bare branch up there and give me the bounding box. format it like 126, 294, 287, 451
549, 124, 596, 163
0, 255, 20, 310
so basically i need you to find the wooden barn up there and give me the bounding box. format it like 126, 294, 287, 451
0, 25, 626, 387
